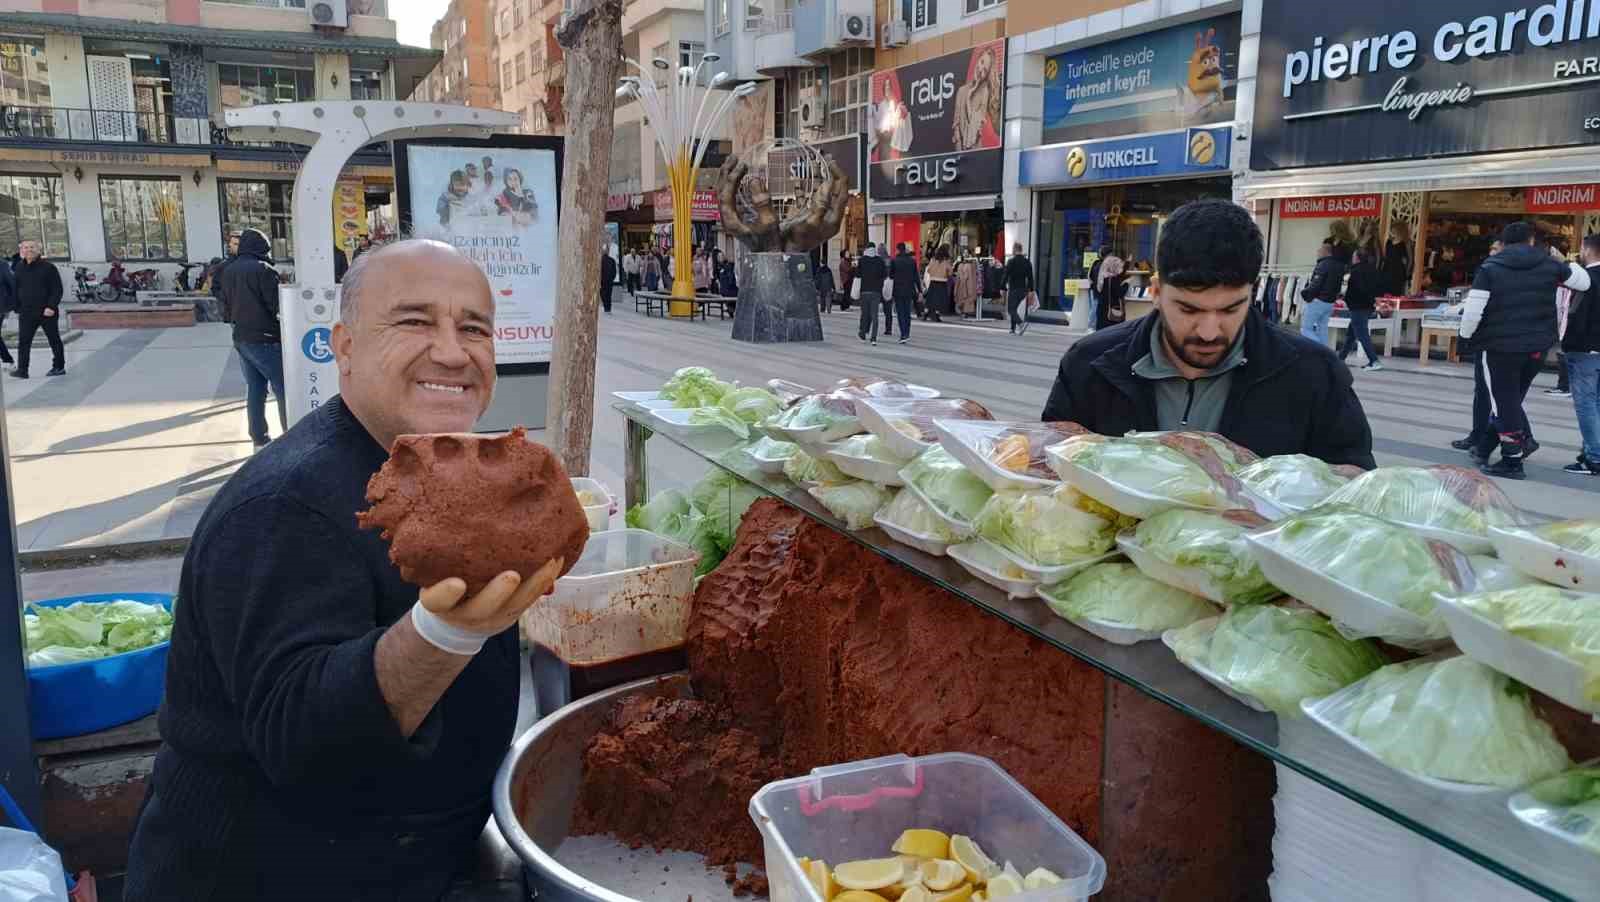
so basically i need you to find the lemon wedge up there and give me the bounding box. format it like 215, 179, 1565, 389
835, 893, 891, 902
892, 829, 952, 860
806, 858, 837, 900
897, 888, 934, 902
931, 886, 974, 902
949, 836, 999, 884
1023, 867, 1062, 890
919, 860, 966, 892
984, 873, 1022, 899
834, 858, 908, 891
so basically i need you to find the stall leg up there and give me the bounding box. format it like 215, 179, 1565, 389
624, 418, 651, 510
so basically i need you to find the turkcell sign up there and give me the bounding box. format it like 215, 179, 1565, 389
1019, 126, 1232, 186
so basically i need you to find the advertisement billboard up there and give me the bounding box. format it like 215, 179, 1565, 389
869, 40, 1006, 201
1041, 14, 1240, 144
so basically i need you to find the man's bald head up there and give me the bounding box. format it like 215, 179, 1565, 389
340, 239, 491, 328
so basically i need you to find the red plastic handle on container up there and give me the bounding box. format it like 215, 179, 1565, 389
796, 766, 925, 816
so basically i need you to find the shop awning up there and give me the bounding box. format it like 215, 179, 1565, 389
869, 194, 999, 215
1240, 145, 1600, 201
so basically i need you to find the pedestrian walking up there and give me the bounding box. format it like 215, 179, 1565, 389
1094, 252, 1126, 331
622, 248, 641, 296
10, 239, 64, 379
921, 245, 953, 322
814, 257, 836, 313
0, 248, 15, 366
889, 243, 920, 344
1563, 234, 1600, 475
1085, 245, 1112, 331
854, 244, 888, 346
642, 250, 661, 292
1339, 248, 1384, 371
837, 250, 854, 311
1459, 222, 1592, 478
1299, 242, 1347, 346
1004, 243, 1035, 335
599, 247, 617, 315
219, 229, 285, 448
717, 258, 738, 301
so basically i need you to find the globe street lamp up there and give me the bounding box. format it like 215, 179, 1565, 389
617, 53, 756, 312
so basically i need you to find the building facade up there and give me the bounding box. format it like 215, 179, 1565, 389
419, 0, 495, 108
492, 0, 565, 135
0, 0, 437, 282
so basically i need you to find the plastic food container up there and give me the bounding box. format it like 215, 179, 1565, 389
1507, 760, 1600, 858
750, 753, 1106, 902
1434, 594, 1598, 716
872, 508, 953, 557
27, 592, 175, 740
1160, 618, 1274, 714
935, 420, 1082, 493
1489, 525, 1600, 593
749, 442, 799, 475
1039, 591, 1167, 645
760, 420, 864, 446
948, 540, 1039, 598
650, 407, 736, 435
570, 477, 616, 532
822, 440, 908, 487
611, 390, 661, 404
1115, 533, 1231, 606
984, 541, 1115, 586
1243, 534, 1448, 649
901, 479, 979, 541
521, 529, 698, 716
1048, 446, 1196, 520
856, 399, 995, 462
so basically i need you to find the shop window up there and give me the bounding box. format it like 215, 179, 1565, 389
218, 64, 315, 108
0, 37, 51, 108
963, 0, 1001, 13
905, 0, 936, 30
0, 174, 68, 260
680, 41, 706, 85
99, 177, 185, 261
220, 180, 295, 263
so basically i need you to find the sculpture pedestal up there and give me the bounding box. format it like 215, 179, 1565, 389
731, 252, 824, 343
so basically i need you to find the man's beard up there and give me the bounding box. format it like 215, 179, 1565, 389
1161, 320, 1233, 371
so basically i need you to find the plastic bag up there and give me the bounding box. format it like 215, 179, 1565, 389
973, 486, 1130, 568
899, 445, 994, 528
783, 449, 850, 486
0, 827, 68, 902
828, 377, 939, 400
765, 392, 863, 438
1040, 561, 1216, 633
1456, 586, 1600, 702
936, 420, 1090, 484
1311, 656, 1570, 788
1235, 454, 1363, 513
1318, 465, 1523, 551
1514, 762, 1600, 855
1168, 605, 1386, 717
855, 398, 994, 459
878, 488, 963, 543
1048, 432, 1276, 519
1131, 509, 1280, 605
808, 481, 892, 531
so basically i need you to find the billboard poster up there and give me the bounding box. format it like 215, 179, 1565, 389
333, 179, 367, 255
1041, 14, 1239, 144
404, 144, 559, 365
869, 40, 1006, 201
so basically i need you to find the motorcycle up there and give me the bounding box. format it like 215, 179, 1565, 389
175, 262, 207, 293
74, 266, 119, 303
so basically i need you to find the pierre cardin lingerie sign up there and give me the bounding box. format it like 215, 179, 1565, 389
1253, 0, 1600, 169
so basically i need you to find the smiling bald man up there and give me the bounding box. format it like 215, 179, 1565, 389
127, 241, 554, 901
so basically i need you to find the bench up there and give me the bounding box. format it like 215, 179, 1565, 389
636, 291, 731, 321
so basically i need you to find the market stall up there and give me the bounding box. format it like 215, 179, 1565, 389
498, 371, 1600, 902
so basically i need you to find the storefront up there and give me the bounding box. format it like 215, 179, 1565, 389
1246, 0, 1600, 307
868, 40, 1007, 265
650, 187, 721, 255
1015, 13, 1242, 315
606, 191, 653, 255
216, 157, 396, 265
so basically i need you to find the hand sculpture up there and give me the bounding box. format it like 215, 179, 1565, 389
718, 154, 850, 253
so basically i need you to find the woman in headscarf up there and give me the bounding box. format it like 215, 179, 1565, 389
494, 167, 537, 226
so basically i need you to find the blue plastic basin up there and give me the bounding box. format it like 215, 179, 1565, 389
25, 592, 175, 740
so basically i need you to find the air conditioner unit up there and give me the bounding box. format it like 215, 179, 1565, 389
882, 19, 910, 48
310, 0, 349, 28
798, 85, 825, 129
838, 12, 874, 44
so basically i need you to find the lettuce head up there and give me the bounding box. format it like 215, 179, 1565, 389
900, 445, 994, 525
1457, 585, 1600, 702
1237, 454, 1355, 511
1536, 520, 1600, 558
660, 366, 732, 408
784, 449, 850, 486
1041, 562, 1216, 632
1054, 434, 1248, 512
1135, 509, 1279, 605
625, 489, 724, 576
810, 481, 892, 531
975, 486, 1132, 567
24, 599, 174, 669
879, 489, 962, 542
1320, 465, 1521, 538
719, 387, 782, 426
691, 468, 766, 553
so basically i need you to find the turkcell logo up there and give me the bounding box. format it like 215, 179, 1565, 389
302, 327, 333, 363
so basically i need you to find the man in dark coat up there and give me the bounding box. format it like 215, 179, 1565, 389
888, 243, 920, 344
220, 229, 287, 448
1042, 200, 1376, 469
10, 239, 65, 378
599, 249, 617, 315
1005, 243, 1035, 335
1338, 248, 1384, 371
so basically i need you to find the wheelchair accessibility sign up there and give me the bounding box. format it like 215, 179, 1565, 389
302, 327, 334, 363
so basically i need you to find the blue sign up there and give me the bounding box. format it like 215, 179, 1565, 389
301, 327, 333, 363
1019, 126, 1231, 187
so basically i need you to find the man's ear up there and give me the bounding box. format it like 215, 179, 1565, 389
1149, 274, 1162, 302
331, 321, 355, 377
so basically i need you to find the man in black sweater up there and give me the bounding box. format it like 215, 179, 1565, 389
1004, 243, 1034, 335
10, 239, 64, 378
854, 243, 889, 345
126, 240, 561, 901
888, 243, 920, 344
220, 228, 287, 448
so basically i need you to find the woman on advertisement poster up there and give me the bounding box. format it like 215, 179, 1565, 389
495, 167, 539, 226
952, 42, 1003, 152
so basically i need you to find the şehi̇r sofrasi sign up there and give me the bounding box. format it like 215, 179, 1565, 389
1254, 0, 1600, 169
869, 39, 1005, 200
1041, 14, 1240, 144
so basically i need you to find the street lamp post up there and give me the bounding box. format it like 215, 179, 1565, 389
617, 55, 755, 315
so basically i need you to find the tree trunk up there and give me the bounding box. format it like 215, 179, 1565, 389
547, 0, 624, 477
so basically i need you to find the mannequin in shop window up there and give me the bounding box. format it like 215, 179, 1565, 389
1382, 222, 1412, 296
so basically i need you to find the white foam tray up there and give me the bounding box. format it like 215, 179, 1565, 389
748, 446, 795, 475
1401, 522, 1495, 556
1116, 533, 1231, 606
758, 419, 863, 446
1062, 614, 1166, 646
1507, 782, 1600, 860
872, 509, 952, 557
934, 419, 1059, 493
634, 398, 680, 411
822, 443, 907, 487
1489, 525, 1600, 594
947, 540, 1039, 598
1435, 594, 1599, 716
984, 542, 1115, 586
650, 407, 738, 436
611, 390, 660, 404
855, 399, 942, 462
1161, 618, 1274, 713
900, 478, 978, 540
1244, 534, 1447, 647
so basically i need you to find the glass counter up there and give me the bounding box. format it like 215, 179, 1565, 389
617, 403, 1597, 902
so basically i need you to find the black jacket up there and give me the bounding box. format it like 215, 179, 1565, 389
1005, 256, 1034, 297
600, 254, 617, 288
889, 251, 920, 300
220, 230, 281, 344
0, 258, 14, 314
855, 252, 888, 295
813, 262, 835, 295
1465, 243, 1582, 353
1343, 259, 1381, 312
1300, 255, 1347, 302
11, 256, 63, 316
1041, 308, 1377, 469
1381, 238, 1411, 295
1564, 263, 1600, 354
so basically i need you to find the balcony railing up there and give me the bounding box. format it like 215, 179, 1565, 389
0, 106, 389, 156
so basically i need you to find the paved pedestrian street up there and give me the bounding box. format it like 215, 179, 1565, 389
3, 310, 1595, 559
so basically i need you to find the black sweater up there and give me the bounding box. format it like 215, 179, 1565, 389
126, 397, 519, 902
1566, 263, 1600, 354
11, 256, 62, 315
1005, 256, 1034, 297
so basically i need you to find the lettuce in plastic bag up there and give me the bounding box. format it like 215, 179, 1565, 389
719, 386, 782, 426
1328, 656, 1570, 787
1523, 766, 1600, 855
691, 468, 766, 553
687, 406, 751, 439
748, 436, 799, 462
784, 449, 850, 486
828, 434, 911, 467
23, 599, 174, 669
1319, 465, 1521, 541
1169, 605, 1386, 716
1457, 586, 1600, 702
1051, 432, 1267, 515
769, 393, 859, 432
975, 486, 1132, 567
900, 445, 994, 526
1135, 509, 1280, 605
660, 366, 732, 408
810, 481, 892, 531
1040, 562, 1216, 632
878, 489, 962, 542
625, 489, 724, 576
1536, 520, 1600, 558
1236, 454, 1359, 512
